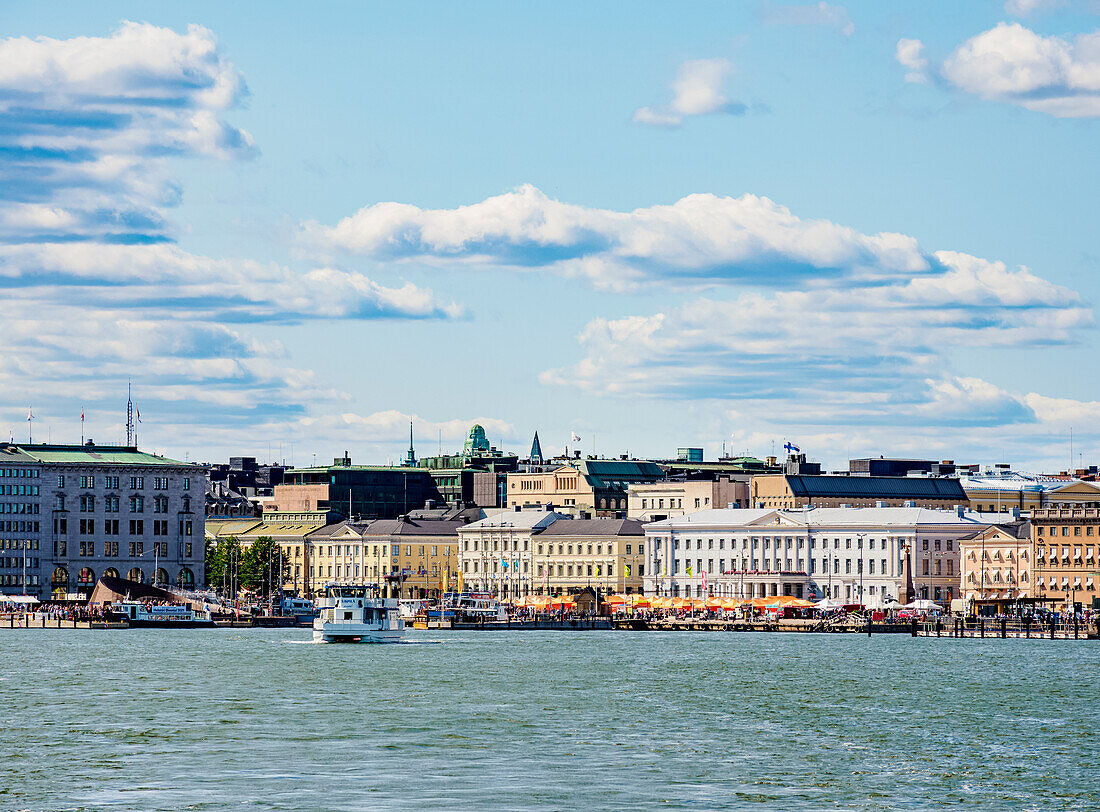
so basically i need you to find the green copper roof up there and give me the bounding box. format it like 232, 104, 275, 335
10, 443, 193, 466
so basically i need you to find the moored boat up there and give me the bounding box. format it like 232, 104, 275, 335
108, 601, 215, 628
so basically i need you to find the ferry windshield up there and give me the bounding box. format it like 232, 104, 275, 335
328, 586, 368, 598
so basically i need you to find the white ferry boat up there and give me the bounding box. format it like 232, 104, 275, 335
454, 593, 508, 623
109, 601, 215, 628
313, 584, 404, 643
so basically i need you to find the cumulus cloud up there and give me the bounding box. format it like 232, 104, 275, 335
537, 249, 1089, 432
0, 23, 464, 454
0, 22, 257, 244
633, 58, 746, 127
310, 184, 931, 291
896, 38, 929, 83
759, 2, 855, 36
908, 22, 1100, 117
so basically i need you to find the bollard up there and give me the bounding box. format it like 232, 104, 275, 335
1001, 618, 1007, 639
980, 619, 984, 638
1025, 617, 1030, 638
936, 620, 942, 637
1050, 618, 1055, 639
1074, 616, 1078, 640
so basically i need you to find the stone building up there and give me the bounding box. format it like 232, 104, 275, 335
1030, 507, 1100, 611
750, 474, 969, 510
0, 442, 205, 600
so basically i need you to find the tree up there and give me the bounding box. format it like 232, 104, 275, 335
239, 536, 289, 598
205, 536, 242, 594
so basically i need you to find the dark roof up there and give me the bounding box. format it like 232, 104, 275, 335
92, 576, 174, 602
958, 521, 1031, 541
354, 518, 466, 536
786, 475, 967, 500
576, 460, 665, 489
539, 518, 645, 536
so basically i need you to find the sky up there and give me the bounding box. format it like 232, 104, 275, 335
1, 0, 1098, 471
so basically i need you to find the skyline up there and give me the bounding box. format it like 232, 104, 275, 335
2, 2, 1099, 470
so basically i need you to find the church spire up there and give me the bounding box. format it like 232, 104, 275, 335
529, 430, 543, 464
403, 420, 416, 467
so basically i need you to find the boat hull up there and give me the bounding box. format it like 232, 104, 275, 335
312, 625, 404, 643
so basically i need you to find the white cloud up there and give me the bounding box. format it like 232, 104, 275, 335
311, 184, 930, 291
896, 38, 929, 83
759, 2, 855, 36
0, 23, 464, 457
633, 58, 744, 127
1004, 0, 1065, 16
537, 250, 1088, 431
933, 23, 1100, 117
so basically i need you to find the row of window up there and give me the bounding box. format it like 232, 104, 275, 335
0, 484, 39, 496
0, 574, 39, 586
55, 517, 193, 536
0, 539, 37, 550
0, 557, 38, 569
65, 495, 188, 513
56, 541, 194, 558
64, 475, 188, 490
1037, 525, 1097, 536
0, 521, 38, 533
0, 503, 38, 515
653, 536, 954, 553
0, 469, 38, 478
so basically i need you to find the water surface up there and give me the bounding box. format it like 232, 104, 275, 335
2, 629, 1096, 811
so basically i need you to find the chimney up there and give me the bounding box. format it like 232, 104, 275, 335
513, 504, 521, 512
1011, 507, 1021, 519
875, 501, 886, 508
956, 505, 966, 518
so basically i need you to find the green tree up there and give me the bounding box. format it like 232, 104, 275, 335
204, 536, 242, 594
239, 536, 289, 598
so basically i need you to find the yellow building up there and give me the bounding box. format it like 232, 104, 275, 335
506, 459, 666, 516
959, 470, 1100, 514
205, 518, 324, 596
535, 518, 645, 595
958, 522, 1032, 601
628, 477, 748, 521
1031, 508, 1100, 611
305, 518, 463, 599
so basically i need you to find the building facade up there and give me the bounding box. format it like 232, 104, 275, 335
506, 459, 666, 516
271, 455, 442, 520
644, 507, 996, 605
959, 469, 1100, 514
958, 522, 1031, 602
1030, 508, 1100, 611
457, 508, 564, 597
536, 519, 645, 595
0, 442, 206, 600
628, 477, 749, 522
750, 474, 969, 510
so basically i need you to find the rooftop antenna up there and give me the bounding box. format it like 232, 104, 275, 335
126, 380, 135, 447
26, 407, 34, 444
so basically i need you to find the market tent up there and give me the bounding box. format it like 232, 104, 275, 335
627, 595, 651, 608
866, 595, 902, 611
650, 596, 673, 610
604, 594, 628, 606
0, 595, 39, 604
815, 597, 844, 610
902, 599, 942, 612
786, 598, 817, 609
549, 596, 576, 609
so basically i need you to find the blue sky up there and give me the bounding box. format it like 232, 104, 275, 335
1, 1, 1098, 470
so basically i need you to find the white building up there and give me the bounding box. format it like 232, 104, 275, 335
457, 506, 565, 598
643, 506, 1001, 605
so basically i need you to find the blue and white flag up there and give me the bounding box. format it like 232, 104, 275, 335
783, 441, 799, 453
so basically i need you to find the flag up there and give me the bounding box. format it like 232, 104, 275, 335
80, 409, 84, 422
625, 564, 631, 577
783, 441, 799, 453
27, 408, 33, 421
686, 563, 692, 576
571, 432, 581, 443
701, 569, 707, 591
136, 407, 142, 423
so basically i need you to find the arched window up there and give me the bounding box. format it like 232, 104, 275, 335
77, 567, 95, 586
600, 498, 607, 509
155, 568, 169, 587
103, 567, 120, 579
127, 568, 145, 584
51, 567, 68, 586
177, 567, 195, 588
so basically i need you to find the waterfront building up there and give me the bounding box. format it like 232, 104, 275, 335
959, 467, 1100, 514
536, 518, 646, 596
1030, 507, 1100, 611
628, 476, 749, 522
269, 453, 442, 521
849, 457, 944, 477
506, 459, 665, 516
457, 507, 565, 597
958, 521, 1032, 602
750, 474, 969, 510
643, 507, 996, 604
660, 454, 783, 479
0, 441, 205, 600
